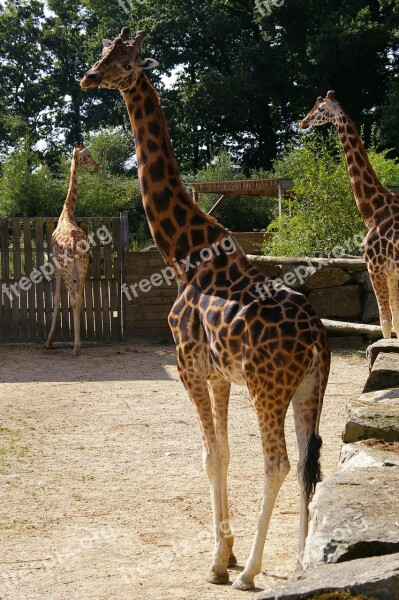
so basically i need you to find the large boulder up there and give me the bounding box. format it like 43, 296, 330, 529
308, 286, 362, 319
303, 267, 351, 290
255, 553, 399, 600
302, 468, 399, 569
343, 388, 399, 443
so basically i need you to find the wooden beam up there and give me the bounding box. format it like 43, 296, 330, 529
208, 194, 227, 216
321, 319, 383, 338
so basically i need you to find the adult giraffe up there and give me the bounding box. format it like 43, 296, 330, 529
81, 28, 330, 590
46, 142, 99, 356
300, 91, 399, 339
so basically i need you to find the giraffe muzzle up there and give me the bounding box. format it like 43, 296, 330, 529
80, 70, 102, 89
298, 119, 309, 130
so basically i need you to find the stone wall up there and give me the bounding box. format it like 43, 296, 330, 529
124, 249, 378, 339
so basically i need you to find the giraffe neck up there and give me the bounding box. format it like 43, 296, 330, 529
60, 158, 78, 223
335, 113, 389, 227
122, 74, 232, 276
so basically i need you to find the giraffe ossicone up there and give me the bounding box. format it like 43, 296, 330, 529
300, 92, 399, 339
81, 28, 331, 590
46, 142, 99, 356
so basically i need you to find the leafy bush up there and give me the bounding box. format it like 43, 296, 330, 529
189, 150, 277, 232
263, 130, 371, 257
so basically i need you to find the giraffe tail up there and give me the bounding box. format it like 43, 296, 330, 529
72, 261, 80, 289
303, 343, 329, 500
303, 432, 322, 501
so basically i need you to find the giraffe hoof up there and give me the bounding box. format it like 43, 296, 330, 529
206, 567, 229, 585
232, 575, 254, 591
228, 552, 238, 567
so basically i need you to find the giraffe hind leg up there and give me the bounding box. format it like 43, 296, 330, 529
387, 275, 399, 337
291, 353, 323, 571
369, 271, 392, 338
46, 272, 62, 348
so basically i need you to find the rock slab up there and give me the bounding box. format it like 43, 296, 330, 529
255, 553, 399, 600
343, 388, 399, 443
302, 468, 399, 569
367, 339, 399, 368
363, 352, 399, 392
339, 440, 399, 470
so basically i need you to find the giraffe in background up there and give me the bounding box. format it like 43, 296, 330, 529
46, 142, 99, 356
300, 91, 399, 338
81, 28, 330, 590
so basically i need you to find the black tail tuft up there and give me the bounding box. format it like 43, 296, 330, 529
303, 433, 322, 500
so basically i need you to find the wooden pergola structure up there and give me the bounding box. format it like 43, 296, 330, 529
190, 178, 294, 217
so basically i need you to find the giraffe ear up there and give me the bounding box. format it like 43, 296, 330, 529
79, 147, 90, 158
325, 98, 339, 113
138, 58, 159, 70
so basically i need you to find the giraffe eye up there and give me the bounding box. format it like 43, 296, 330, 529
123, 64, 132, 71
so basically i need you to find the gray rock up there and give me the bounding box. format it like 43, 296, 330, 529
367, 339, 399, 368
255, 553, 399, 600
364, 352, 399, 392
302, 468, 399, 569
308, 285, 362, 319
352, 270, 374, 292
343, 388, 399, 443
363, 292, 379, 323
303, 267, 351, 290
339, 441, 399, 470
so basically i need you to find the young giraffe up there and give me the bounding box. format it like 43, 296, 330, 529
46, 142, 99, 356
300, 91, 399, 339
81, 28, 330, 590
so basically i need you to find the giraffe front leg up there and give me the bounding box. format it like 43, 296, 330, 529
369, 271, 392, 338
208, 375, 236, 569
178, 361, 230, 585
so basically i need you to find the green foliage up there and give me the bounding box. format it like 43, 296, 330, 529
190, 150, 277, 232
264, 130, 399, 257
264, 131, 365, 257
0, 145, 64, 217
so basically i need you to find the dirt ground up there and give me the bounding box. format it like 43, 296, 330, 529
0, 341, 369, 600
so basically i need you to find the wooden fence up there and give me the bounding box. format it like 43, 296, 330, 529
0, 215, 127, 344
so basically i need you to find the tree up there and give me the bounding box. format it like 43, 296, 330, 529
0, 0, 50, 155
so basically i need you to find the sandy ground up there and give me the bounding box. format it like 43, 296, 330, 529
0, 341, 369, 600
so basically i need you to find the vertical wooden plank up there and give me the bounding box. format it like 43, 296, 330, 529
35, 218, 46, 342
103, 217, 113, 280
23, 219, 36, 342
101, 281, 111, 338
43, 218, 55, 338
112, 217, 122, 340
12, 218, 22, 342
18, 219, 29, 342
84, 280, 95, 339
91, 218, 103, 339
1, 219, 12, 341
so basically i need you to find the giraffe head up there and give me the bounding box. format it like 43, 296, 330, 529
299, 91, 343, 129
73, 142, 100, 171
80, 27, 158, 92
